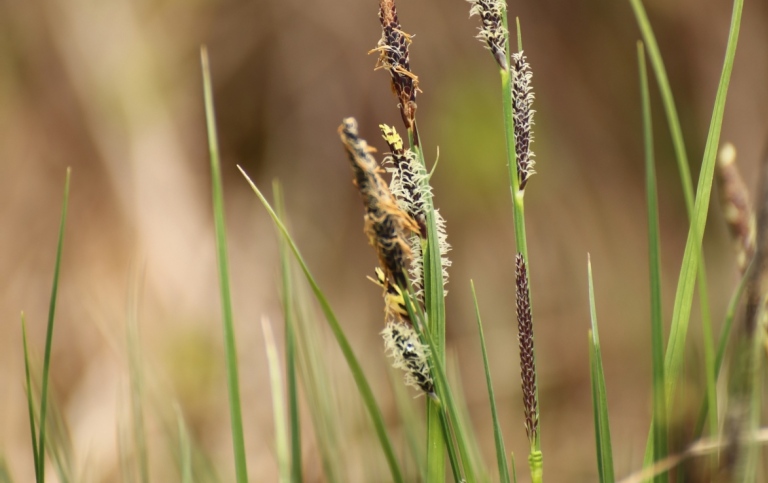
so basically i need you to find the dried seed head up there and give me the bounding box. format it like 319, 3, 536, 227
511, 51, 536, 191
339, 118, 419, 287
516, 253, 538, 445
468, 0, 508, 70
716, 142, 755, 274
382, 321, 435, 396
380, 124, 451, 299
368, 266, 409, 320
372, 0, 420, 129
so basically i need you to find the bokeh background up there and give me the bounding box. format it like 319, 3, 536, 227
2, 0, 768, 481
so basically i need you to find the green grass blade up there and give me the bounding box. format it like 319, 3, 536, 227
38, 167, 70, 483
639, 0, 743, 458
238, 167, 405, 483
470, 281, 510, 483
587, 256, 615, 483
408, 138, 448, 483
200, 47, 249, 483
629, 0, 719, 442
262, 318, 290, 483
510, 452, 518, 483
21, 313, 40, 483
638, 42, 668, 479
273, 182, 303, 483
389, 369, 426, 479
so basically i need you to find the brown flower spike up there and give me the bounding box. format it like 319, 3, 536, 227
372, 0, 420, 130
516, 253, 538, 445
511, 52, 536, 191
468, 0, 508, 70
339, 118, 419, 288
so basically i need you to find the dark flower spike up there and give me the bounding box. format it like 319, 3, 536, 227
371, 0, 420, 130
716, 142, 755, 274
380, 124, 452, 299
468, 0, 508, 70
516, 253, 538, 446
339, 118, 419, 288
381, 124, 427, 237
382, 321, 435, 397
511, 51, 536, 191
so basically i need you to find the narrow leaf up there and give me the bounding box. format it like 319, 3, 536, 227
470, 281, 511, 483
587, 256, 615, 483
200, 46, 249, 483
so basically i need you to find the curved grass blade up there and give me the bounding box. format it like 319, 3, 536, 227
639, 42, 668, 480
470, 281, 511, 483
636, 1, 744, 462
274, 182, 303, 483
200, 47, 248, 483
37, 167, 70, 483
238, 167, 405, 483
587, 256, 615, 483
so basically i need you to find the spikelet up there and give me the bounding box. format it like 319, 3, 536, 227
372, 0, 420, 130
382, 321, 435, 396
511, 51, 536, 191
381, 124, 451, 298
339, 118, 419, 288
516, 253, 538, 446
468, 0, 508, 70
716, 142, 755, 274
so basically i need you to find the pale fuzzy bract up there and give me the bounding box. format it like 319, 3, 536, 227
511, 51, 536, 190
382, 321, 434, 396
381, 124, 451, 299
468, 0, 508, 70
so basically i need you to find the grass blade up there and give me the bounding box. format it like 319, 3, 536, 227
629, 0, 719, 442
21, 313, 40, 483
587, 256, 615, 483
262, 318, 290, 483
200, 46, 248, 483
635, 1, 744, 460
238, 167, 405, 483
470, 281, 510, 483
638, 42, 668, 479
273, 182, 303, 483
38, 167, 70, 483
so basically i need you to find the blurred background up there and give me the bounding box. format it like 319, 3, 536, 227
1, 0, 767, 480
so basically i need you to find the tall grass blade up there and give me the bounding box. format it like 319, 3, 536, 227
262, 318, 290, 483
470, 281, 511, 483
638, 42, 668, 479
389, 370, 427, 479
273, 182, 303, 483
408, 140, 447, 483
629, 0, 719, 441
21, 313, 40, 483
587, 256, 615, 483
37, 167, 70, 483
238, 167, 404, 483
638, 1, 744, 462
200, 46, 249, 483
